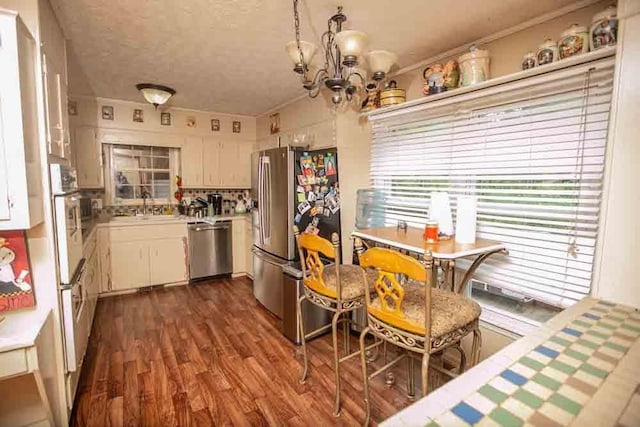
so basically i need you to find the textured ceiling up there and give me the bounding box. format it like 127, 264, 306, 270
51, 0, 577, 116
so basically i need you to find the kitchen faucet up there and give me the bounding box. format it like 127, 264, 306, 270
141, 188, 153, 215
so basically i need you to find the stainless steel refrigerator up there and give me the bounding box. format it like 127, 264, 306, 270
251, 146, 341, 318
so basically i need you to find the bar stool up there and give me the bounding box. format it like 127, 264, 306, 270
354, 238, 482, 425
294, 226, 377, 417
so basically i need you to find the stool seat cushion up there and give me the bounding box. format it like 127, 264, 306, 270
370, 281, 481, 337
319, 265, 377, 300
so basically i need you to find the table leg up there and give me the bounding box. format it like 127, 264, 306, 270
456, 248, 509, 294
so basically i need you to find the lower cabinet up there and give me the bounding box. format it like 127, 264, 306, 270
98, 223, 188, 293
232, 217, 253, 277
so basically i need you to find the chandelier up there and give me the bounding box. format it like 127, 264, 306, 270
285, 1, 397, 106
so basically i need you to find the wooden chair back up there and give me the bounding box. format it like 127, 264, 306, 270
293, 226, 342, 299
355, 239, 434, 336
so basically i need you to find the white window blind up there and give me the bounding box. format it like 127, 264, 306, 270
368, 59, 615, 308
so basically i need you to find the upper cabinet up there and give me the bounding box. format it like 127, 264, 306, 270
0, 11, 44, 230
74, 127, 103, 188
43, 53, 71, 159
180, 137, 253, 188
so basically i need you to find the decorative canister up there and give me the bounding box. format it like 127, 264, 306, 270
590, 6, 618, 50
360, 87, 380, 113
379, 80, 406, 107
458, 45, 490, 87
536, 39, 558, 65
558, 24, 589, 59
522, 52, 536, 70
443, 60, 460, 89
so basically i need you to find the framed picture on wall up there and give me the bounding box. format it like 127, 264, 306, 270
211, 119, 220, 132
133, 109, 144, 123
0, 231, 35, 313
270, 113, 280, 134
68, 100, 78, 116
101, 105, 114, 120
233, 121, 241, 133
161, 112, 171, 126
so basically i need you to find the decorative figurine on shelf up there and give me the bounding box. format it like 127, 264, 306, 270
423, 60, 460, 95
590, 6, 618, 51
423, 63, 446, 95
522, 52, 536, 70
360, 82, 380, 113
559, 24, 589, 59
536, 39, 558, 65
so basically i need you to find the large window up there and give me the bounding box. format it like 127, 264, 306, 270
105, 144, 178, 205
368, 58, 614, 315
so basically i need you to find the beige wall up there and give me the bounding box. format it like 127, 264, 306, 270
593, 0, 640, 307
70, 96, 256, 143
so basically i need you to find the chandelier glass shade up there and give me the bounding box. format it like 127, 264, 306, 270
135, 83, 176, 109
286, 2, 396, 106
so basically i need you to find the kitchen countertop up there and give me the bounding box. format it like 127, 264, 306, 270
382, 297, 640, 427
0, 306, 51, 353
81, 213, 252, 242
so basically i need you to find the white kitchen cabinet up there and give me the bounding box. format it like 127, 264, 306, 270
232, 220, 246, 275
149, 237, 188, 285
245, 217, 253, 278
0, 12, 44, 230
203, 137, 220, 187
181, 136, 204, 187
83, 231, 100, 326
181, 137, 252, 189
42, 52, 70, 159
110, 241, 150, 291
98, 223, 188, 293
237, 141, 253, 188
74, 127, 103, 188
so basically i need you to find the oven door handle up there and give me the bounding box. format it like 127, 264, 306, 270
61, 258, 87, 290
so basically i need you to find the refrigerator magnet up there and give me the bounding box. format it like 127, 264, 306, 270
323, 208, 331, 216
297, 193, 306, 202
325, 155, 337, 176
296, 185, 305, 193
317, 154, 325, 167
298, 200, 311, 214
308, 192, 317, 202
311, 216, 320, 227
297, 175, 307, 185
317, 168, 326, 178
294, 213, 302, 223
310, 206, 318, 216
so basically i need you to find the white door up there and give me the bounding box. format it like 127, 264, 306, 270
181, 136, 203, 187
203, 137, 220, 187
75, 127, 103, 188
149, 237, 188, 285
110, 241, 149, 290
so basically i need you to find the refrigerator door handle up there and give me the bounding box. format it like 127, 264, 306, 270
258, 156, 265, 245
264, 158, 271, 243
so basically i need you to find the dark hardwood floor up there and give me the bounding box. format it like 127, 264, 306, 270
71, 277, 415, 426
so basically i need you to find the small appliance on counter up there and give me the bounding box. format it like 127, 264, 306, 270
208, 193, 223, 215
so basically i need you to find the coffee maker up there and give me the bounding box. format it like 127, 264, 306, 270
208, 193, 223, 215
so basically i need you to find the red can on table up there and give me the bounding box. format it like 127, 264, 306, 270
424, 220, 439, 243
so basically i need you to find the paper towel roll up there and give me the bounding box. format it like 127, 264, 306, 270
455, 196, 477, 244
429, 192, 454, 236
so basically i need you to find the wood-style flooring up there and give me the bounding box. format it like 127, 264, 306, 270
70, 277, 415, 426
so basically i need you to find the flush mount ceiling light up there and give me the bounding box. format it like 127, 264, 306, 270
286, 1, 397, 106
135, 83, 176, 109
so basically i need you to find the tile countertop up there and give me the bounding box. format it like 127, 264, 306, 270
81, 213, 252, 242
383, 297, 640, 427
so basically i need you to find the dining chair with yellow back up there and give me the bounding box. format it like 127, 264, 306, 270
355, 238, 482, 425
294, 226, 378, 417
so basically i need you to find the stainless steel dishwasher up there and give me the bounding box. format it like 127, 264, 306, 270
188, 221, 233, 280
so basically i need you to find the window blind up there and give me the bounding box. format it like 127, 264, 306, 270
368, 59, 615, 308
